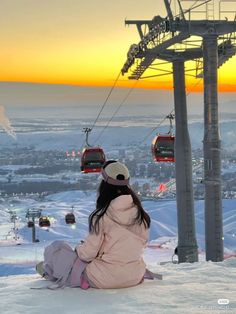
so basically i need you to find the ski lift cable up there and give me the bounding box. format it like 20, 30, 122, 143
79, 71, 121, 151
91, 75, 202, 149
90, 71, 121, 131
92, 79, 139, 146
140, 109, 175, 145
140, 77, 203, 144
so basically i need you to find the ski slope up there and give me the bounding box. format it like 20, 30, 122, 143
0, 191, 236, 313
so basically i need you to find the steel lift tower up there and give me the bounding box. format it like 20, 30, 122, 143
121, 0, 236, 262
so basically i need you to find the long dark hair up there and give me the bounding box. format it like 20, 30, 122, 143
89, 171, 150, 234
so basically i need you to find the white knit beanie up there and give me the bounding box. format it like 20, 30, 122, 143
101, 161, 130, 186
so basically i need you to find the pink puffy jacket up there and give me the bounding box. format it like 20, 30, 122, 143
76, 195, 149, 289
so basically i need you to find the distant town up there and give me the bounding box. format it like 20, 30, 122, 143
0, 145, 236, 201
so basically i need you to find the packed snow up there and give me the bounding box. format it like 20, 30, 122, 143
1, 258, 235, 314
0, 190, 236, 313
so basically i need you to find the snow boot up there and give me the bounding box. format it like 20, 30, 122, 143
36, 261, 45, 277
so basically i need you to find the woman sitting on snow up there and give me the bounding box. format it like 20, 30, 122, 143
36, 160, 153, 289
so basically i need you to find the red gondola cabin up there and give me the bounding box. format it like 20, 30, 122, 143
80, 147, 106, 173
151, 134, 175, 162
65, 213, 76, 224
39, 216, 50, 228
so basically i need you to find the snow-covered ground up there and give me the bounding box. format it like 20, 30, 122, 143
0, 190, 236, 313
0, 258, 235, 314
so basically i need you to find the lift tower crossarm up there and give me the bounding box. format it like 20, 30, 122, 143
128, 31, 190, 80
125, 16, 167, 39
173, 20, 236, 36
125, 20, 152, 39
155, 48, 203, 62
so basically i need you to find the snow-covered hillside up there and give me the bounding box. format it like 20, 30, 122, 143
1, 99, 236, 151
1, 121, 236, 151
0, 190, 235, 275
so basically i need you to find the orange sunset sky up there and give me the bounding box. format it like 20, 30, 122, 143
0, 0, 235, 92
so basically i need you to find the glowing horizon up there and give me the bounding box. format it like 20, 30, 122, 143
2, 76, 235, 93
0, 0, 235, 93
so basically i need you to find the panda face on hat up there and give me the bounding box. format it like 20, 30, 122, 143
101, 161, 130, 186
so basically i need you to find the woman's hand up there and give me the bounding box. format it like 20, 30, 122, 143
75, 240, 84, 255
